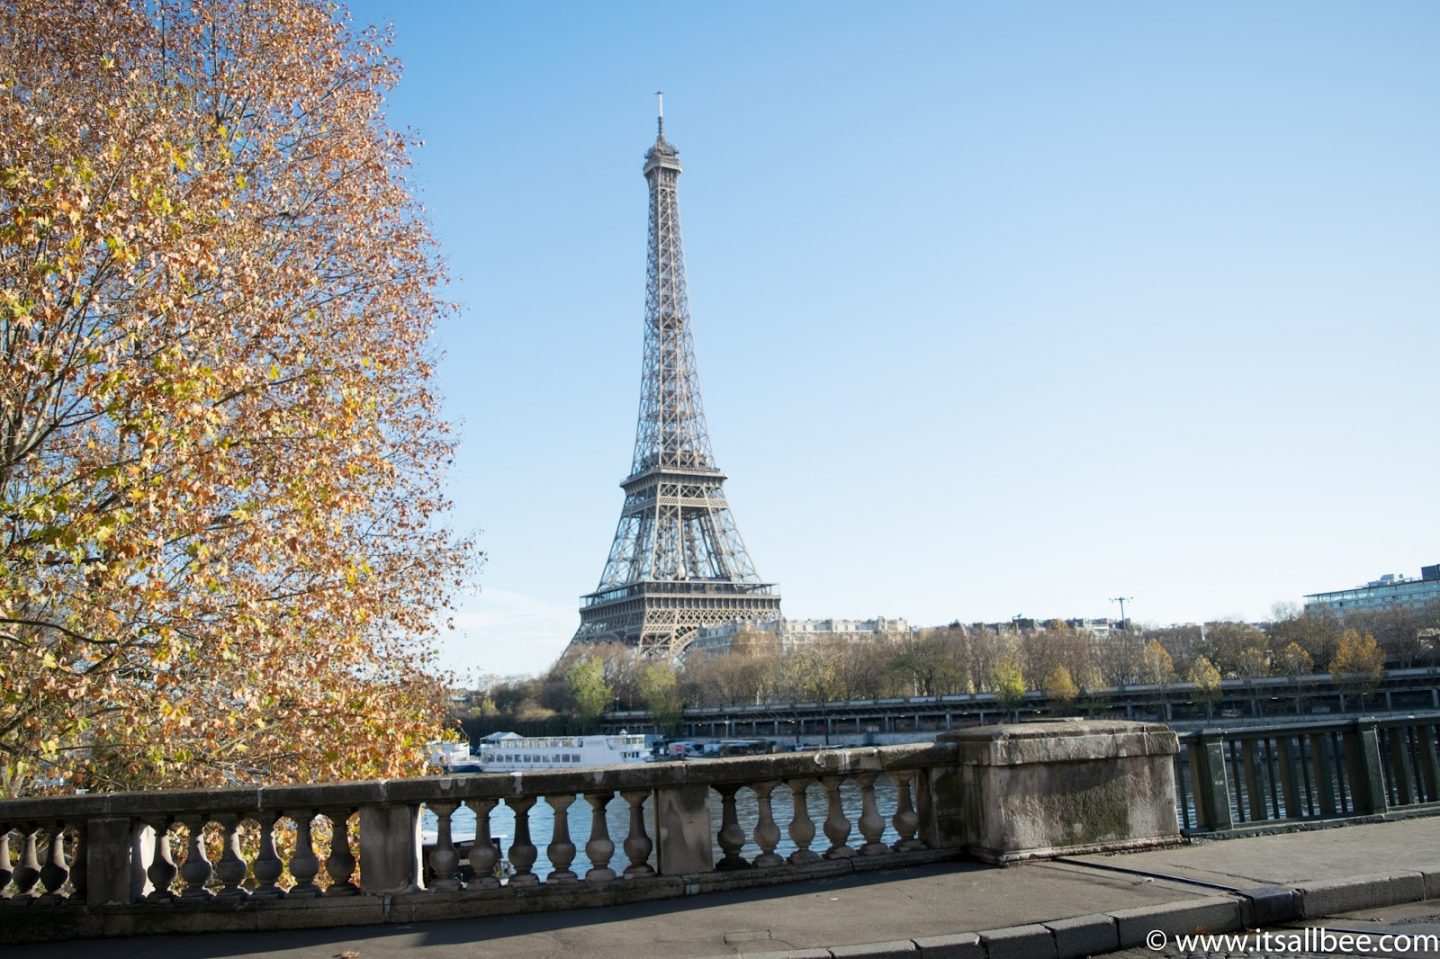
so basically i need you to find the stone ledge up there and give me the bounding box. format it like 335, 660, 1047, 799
978, 922, 1057, 959
1108, 896, 1244, 948
966, 832, 1181, 866
1424, 869, 1440, 900
829, 938, 919, 958
1296, 871, 1426, 918
0, 744, 957, 822
940, 720, 1177, 767
911, 931, 983, 959
1043, 913, 1119, 959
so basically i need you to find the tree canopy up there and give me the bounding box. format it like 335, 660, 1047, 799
0, 0, 472, 794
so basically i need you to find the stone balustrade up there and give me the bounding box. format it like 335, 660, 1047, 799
0, 720, 1181, 944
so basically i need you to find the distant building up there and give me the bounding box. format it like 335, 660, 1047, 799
686, 616, 912, 656
1304, 563, 1440, 615
1065, 618, 1117, 641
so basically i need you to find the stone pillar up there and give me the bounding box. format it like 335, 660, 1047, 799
939, 719, 1181, 864
85, 817, 134, 906
358, 805, 422, 894
652, 784, 711, 875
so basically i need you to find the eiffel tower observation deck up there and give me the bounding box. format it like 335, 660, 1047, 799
570, 98, 781, 659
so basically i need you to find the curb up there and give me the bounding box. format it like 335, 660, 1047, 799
704, 869, 1440, 959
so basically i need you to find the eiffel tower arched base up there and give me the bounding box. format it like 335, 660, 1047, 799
570, 582, 781, 659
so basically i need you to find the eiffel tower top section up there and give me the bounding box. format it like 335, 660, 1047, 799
630, 94, 715, 479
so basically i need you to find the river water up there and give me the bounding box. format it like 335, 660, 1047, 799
421, 775, 903, 878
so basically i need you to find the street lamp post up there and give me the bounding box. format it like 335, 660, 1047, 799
1110, 596, 1133, 628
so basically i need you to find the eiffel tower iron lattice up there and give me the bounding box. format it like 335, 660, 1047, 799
570, 100, 781, 659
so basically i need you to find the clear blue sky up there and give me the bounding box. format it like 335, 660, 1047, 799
342, 1, 1440, 680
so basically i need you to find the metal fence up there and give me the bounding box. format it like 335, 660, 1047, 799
1174, 715, 1440, 833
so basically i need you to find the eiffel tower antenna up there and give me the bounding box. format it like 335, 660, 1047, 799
569, 104, 782, 659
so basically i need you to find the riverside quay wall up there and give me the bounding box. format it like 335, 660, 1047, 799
0, 719, 1180, 944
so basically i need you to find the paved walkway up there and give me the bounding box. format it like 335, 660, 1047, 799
11, 817, 1440, 959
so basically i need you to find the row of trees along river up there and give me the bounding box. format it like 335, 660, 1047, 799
462, 601, 1440, 735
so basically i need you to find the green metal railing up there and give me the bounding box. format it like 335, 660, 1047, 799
1175, 715, 1440, 833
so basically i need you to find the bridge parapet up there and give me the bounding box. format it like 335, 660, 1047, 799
1175, 715, 1440, 834
0, 724, 1179, 943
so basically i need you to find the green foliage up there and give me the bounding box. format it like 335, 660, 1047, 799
989, 654, 1026, 717
565, 657, 611, 731
637, 661, 683, 734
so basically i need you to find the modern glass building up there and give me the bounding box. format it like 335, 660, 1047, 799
1304, 563, 1440, 614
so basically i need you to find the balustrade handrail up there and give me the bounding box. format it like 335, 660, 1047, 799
1175, 712, 1440, 742
0, 742, 953, 820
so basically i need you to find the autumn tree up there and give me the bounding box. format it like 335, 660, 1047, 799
1140, 639, 1177, 687
0, 0, 473, 794
1186, 656, 1223, 718
989, 653, 1026, 721
1203, 622, 1269, 679
1276, 642, 1314, 678
1267, 608, 1342, 673
891, 627, 968, 696
1331, 628, 1386, 705
1271, 641, 1314, 714
1042, 664, 1078, 712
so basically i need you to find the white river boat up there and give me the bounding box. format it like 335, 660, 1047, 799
477, 731, 650, 772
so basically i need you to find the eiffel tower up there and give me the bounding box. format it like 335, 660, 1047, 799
570, 98, 781, 659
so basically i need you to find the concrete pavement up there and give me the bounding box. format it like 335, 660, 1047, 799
9, 815, 1440, 959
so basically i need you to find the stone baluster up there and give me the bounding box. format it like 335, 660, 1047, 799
786, 780, 819, 865
464, 798, 500, 888
890, 769, 924, 851
821, 776, 855, 859
145, 820, 178, 900
324, 809, 359, 896
545, 795, 578, 883
37, 822, 70, 902
504, 796, 538, 886
715, 784, 750, 870
249, 812, 284, 899
750, 781, 784, 868
0, 826, 13, 897
286, 811, 322, 898
621, 790, 654, 877
856, 772, 889, 855
177, 814, 214, 899
212, 814, 249, 899
10, 826, 41, 900
427, 802, 462, 892
584, 791, 616, 882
